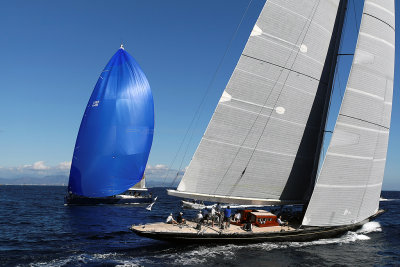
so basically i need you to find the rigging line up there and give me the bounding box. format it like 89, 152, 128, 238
215, 0, 321, 196
338, 114, 390, 129
162, 0, 255, 188
171, 113, 201, 187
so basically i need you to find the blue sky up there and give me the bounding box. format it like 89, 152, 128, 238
0, 0, 399, 189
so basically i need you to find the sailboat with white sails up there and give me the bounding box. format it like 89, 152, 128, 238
131, 0, 395, 242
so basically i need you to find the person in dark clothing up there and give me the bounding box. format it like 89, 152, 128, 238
177, 212, 185, 224
224, 206, 232, 229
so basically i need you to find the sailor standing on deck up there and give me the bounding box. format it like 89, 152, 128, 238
224, 206, 231, 229
218, 209, 224, 229
177, 212, 185, 224
211, 206, 216, 227
196, 210, 203, 223
203, 208, 210, 224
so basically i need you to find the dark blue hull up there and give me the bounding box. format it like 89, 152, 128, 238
65, 194, 152, 205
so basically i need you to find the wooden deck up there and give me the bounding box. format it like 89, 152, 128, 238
131, 220, 296, 236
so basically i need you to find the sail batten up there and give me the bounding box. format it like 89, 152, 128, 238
303, 0, 395, 226
171, 0, 342, 203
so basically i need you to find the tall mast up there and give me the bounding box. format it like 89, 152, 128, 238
306, 0, 349, 203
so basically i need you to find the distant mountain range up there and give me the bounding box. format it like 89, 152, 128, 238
0, 175, 180, 187
0, 175, 68, 185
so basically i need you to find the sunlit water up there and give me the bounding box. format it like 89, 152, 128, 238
1, 186, 399, 266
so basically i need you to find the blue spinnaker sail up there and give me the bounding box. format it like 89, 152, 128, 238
68, 47, 154, 197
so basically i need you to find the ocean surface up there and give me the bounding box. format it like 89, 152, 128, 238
1, 186, 399, 266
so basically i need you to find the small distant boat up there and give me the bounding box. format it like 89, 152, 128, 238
132, 0, 394, 242
66, 175, 153, 205
181, 200, 206, 210
65, 45, 154, 205
181, 200, 265, 210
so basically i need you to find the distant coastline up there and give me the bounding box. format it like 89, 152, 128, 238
0, 176, 179, 188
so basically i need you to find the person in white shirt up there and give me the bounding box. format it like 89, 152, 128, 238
277, 216, 287, 226
196, 210, 203, 223
166, 213, 177, 224
211, 206, 216, 227
234, 212, 241, 222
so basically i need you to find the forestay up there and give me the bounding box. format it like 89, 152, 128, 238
303, 0, 395, 226
169, 0, 341, 204
68, 47, 154, 197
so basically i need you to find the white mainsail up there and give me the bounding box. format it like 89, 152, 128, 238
303, 0, 395, 226
130, 174, 147, 191
169, 0, 342, 205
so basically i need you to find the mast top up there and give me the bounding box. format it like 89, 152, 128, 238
120, 43, 124, 50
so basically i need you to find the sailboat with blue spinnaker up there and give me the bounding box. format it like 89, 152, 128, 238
65, 45, 154, 205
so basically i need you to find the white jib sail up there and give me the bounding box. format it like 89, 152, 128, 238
303, 0, 395, 226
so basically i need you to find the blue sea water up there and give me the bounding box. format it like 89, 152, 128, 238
0, 186, 399, 266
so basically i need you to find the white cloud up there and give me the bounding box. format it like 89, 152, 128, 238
0, 161, 71, 179
57, 161, 71, 170
144, 164, 187, 187
0, 161, 185, 188
154, 164, 167, 169
32, 161, 51, 170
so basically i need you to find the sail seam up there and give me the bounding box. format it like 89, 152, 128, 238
326, 152, 373, 160
347, 87, 384, 101
365, 2, 394, 17
235, 68, 316, 96
267, 0, 332, 34
336, 122, 389, 134
255, 35, 324, 66
316, 182, 382, 188
359, 32, 395, 48
363, 12, 395, 31
241, 54, 323, 83
203, 137, 301, 158
338, 114, 390, 129
219, 103, 319, 129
